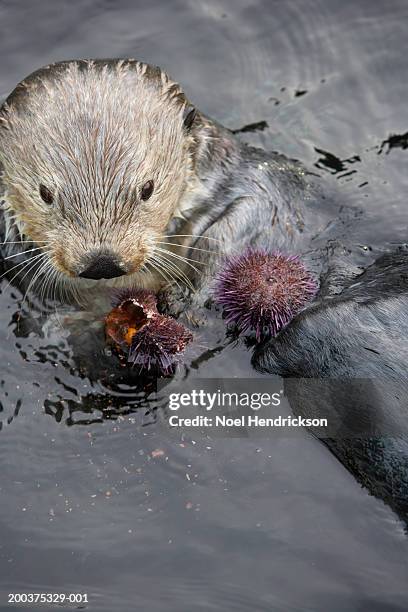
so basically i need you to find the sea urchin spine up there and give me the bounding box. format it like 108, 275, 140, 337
105, 288, 193, 374
214, 249, 318, 340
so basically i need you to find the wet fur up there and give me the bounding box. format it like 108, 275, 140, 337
0, 59, 344, 308
253, 249, 408, 525
0, 59, 211, 299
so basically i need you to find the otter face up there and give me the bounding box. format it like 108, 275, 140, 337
0, 60, 201, 290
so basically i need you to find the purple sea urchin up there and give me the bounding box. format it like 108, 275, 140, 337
127, 314, 193, 373
105, 288, 193, 374
214, 249, 318, 339
110, 287, 158, 314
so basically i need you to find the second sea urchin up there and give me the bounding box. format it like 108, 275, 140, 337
105, 289, 193, 374
214, 249, 318, 339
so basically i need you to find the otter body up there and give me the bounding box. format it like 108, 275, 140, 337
0, 59, 346, 310
253, 249, 408, 525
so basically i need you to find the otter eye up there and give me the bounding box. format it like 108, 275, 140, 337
39, 184, 54, 205
141, 180, 154, 201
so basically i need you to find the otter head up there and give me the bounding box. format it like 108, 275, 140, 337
0, 59, 206, 293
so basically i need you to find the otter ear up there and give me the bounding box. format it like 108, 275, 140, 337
183, 105, 197, 132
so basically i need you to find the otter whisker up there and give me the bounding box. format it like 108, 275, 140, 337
138, 262, 152, 281
152, 257, 182, 288
36, 269, 49, 306
55, 272, 67, 305
156, 241, 218, 255
149, 256, 178, 286
161, 258, 196, 293
21, 256, 52, 307
49, 272, 63, 329
0, 250, 48, 282
19, 252, 51, 289
37, 262, 52, 304
146, 257, 179, 290
156, 247, 207, 291
20, 251, 52, 293
54, 270, 82, 307
62, 276, 72, 305
161, 255, 196, 289
61, 276, 69, 305
153, 251, 196, 292
150, 254, 186, 291
137, 261, 159, 287
20, 266, 44, 308
2, 252, 50, 307
52, 273, 73, 330
68, 276, 84, 307
162, 234, 223, 244
0, 240, 49, 245
1, 242, 42, 247
42, 263, 59, 307
3, 246, 46, 260
14, 261, 49, 297
154, 246, 204, 275
62, 277, 79, 306
36, 258, 61, 308
139, 262, 149, 276
152, 251, 186, 283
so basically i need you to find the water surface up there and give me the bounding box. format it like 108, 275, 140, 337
1, 1, 408, 610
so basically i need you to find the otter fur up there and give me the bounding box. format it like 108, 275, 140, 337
253, 248, 408, 525
0, 58, 345, 309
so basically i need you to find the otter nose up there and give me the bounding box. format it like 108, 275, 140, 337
78, 252, 127, 280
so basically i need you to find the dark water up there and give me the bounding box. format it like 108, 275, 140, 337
1, 1, 408, 610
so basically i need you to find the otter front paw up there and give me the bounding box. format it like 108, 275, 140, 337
157, 285, 211, 328
157, 284, 191, 317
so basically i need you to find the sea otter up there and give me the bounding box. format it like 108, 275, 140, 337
2, 58, 407, 526
0, 58, 350, 313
